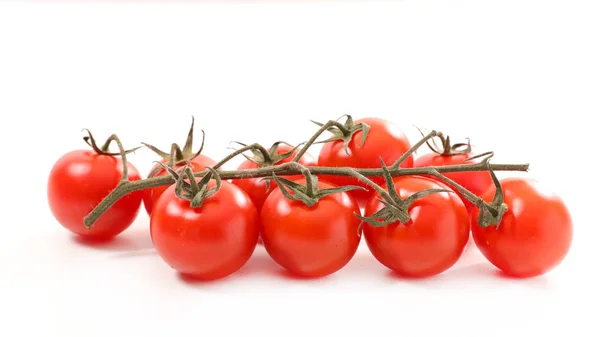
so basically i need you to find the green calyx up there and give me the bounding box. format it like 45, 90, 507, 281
157, 162, 221, 209
268, 165, 366, 207
143, 116, 206, 177
311, 114, 370, 155
357, 158, 451, 227
82, 129, 141, 156
420, 128, 471, 156
474, 158, 508, 228
232, 141, 303, 167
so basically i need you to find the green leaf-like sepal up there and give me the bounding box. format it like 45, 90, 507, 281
311, 115, 370, 155
269, 173, 366, 207
155, 161, 221, 209
475, 160, 508, 228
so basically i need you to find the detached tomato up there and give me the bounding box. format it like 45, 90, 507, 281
150, 180, 259, 280
471, 178, 573, 278
232, 144, 316, 211
48, 150, 143, 239
363, 176, 469, 277
143, 155, 216, 215
318, 117, 413, 207
414, 152, 492, 214
260, 179, 362, 278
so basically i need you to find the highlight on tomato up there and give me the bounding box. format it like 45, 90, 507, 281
232, 141, 316, 212
47, 131, 143, 240
141, 117, 216, 216
317, 116, 413, 207
361, 172, 470, 278
259, 175, 363, 278
413, 134, 492, 215
150, 167, 259, 280
471, 177, 573, 278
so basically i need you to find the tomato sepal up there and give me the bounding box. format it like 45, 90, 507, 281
311, 114, 370, 155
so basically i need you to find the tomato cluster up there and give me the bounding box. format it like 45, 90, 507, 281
47, 117, 573, 281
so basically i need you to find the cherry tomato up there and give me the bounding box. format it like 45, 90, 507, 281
150, 180, 259, 280
471, 178, 573, 278
143, 155, 216, 215
414, 153, 492, 214
318, 117, 413, 207
363, 176, 470, 277
232, 144, 316, 211
47, 150, 143, 239
260, 179, 362, 278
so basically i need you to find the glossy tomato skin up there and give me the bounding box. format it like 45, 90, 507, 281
232, 144, 316, 212
363, 176, 470, 277
47, 150, 143, 239
260, 180, 362, 278
414, 153, 492, 214
471, 178, 573, 278
318, 117, 413, 207
143, 155, 216, 216
150, 180, 259, 280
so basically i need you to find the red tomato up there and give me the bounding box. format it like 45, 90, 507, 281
318, 117, 413, 207
47, 150, 143, 239
414, 153, 492, 214
471, 178, 573, 277
143, 155, 216, 215
363, 176, 470, 277
232, 144, 316, 211
150, 180, 259, 280
260, 179, 362, 278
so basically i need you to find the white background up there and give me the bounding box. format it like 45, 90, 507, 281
1, 1, 598, 336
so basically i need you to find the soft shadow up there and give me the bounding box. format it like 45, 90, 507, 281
71, 227, 154, 252
235, 251, 281, 276
492, 269, 551, 289
383, 262, 494, 285
177, 272, 232, 286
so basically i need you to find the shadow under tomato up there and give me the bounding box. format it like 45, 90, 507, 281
71, 226, 154, 253
492, 269, 551, 288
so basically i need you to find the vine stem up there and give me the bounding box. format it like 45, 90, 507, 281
391, 130, 441, 168
83, 160, 528, 228
213, 143, 271, 170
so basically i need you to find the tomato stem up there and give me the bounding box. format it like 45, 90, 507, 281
391, 129, 441, 169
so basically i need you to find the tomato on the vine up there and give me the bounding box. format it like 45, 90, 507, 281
48, 149, 143, 239
260, 178, 362, 278
143, 155, 216, 215
150, 180, 259, 280
318, 117, 413, 207
413, 138, 492, 214
232, 143, 316, 211
471, 178, 573, 278
362, 176, 470, 277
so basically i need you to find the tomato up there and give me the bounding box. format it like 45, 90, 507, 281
363, 176, 470, 277
318, 117, 413, 207
143, 155, 216, 215
47, 150, 143, 239
471, 178, 573, 277
414, 153, 492, 215
150, 180, 259, 280
260, 179, 362, 278
232, 144, 316, 211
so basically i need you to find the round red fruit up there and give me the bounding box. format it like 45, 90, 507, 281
363, 176, 470, 277
471, 178, 573, 278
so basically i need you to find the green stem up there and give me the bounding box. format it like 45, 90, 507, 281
213, 143, 271, 170
391, 130, 440, 168
292, 120, 349, 162
83, 160, 528, 228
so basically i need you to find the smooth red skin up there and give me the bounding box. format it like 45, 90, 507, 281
318, 117, 413, 207
232, 144, 317, 211
471, 178, 573, 278
363, 176, 470, 277
414, 153, 493, 214
260, 180, 362, 278
47, 150, 143, 239
143, 155, 216, 215
150, 180, 259, 280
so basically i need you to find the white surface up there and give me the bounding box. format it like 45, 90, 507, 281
1, 1, 598, 336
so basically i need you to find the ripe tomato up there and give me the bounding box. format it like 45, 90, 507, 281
318, 117, 413, 207
150, 180, 259, 280
260, 179, 362, 278
471, 178, 573, 278
363, 176, 470, 277
143, 155, 216, 215
414, 153, 492, 214
232, 144, 316, 211
47, 150, 143, 239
